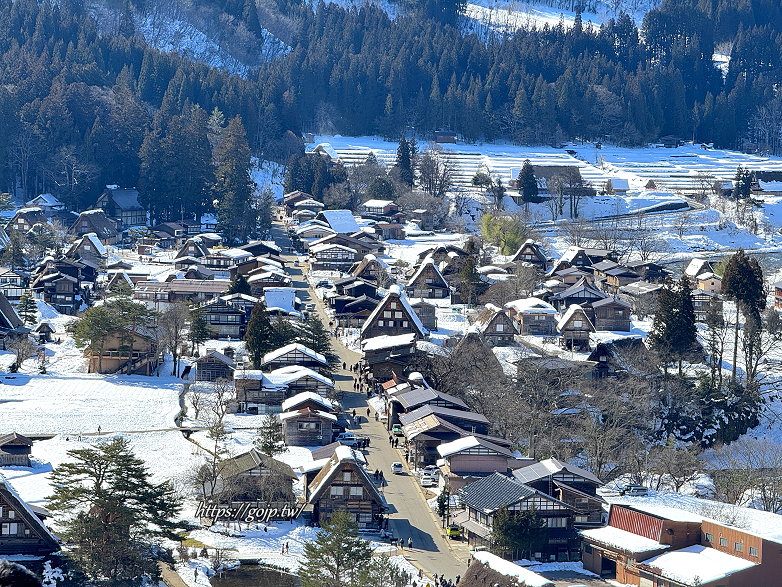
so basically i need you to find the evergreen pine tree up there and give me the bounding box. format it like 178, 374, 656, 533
295, 314, 338, 370
254, 414, 285, 456
299, 511, 374, 587
518, 159, 539, 202
188, 306, 213, 355
647, 281, 679, 374
47, 438, 181, 584
722, 249, 765, 380
733, 166, 753, 199
215, 116, 257, 244
228, 273, 251, 295
17, 290, 37, 325
672, 276, 698, 375
245, 303, 275, 368
395, 137, 414, 187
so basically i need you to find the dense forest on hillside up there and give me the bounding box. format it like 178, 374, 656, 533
3, 0, 782, 210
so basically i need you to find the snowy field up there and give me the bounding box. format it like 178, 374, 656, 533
0, 373, 183, 435
313, 135, 782, 260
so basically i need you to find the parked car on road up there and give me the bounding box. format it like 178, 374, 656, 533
446, 524, 462, 540
335, 432, 359, 447
420, 474, 436, 487
619, 483, 649, 496
421, 465, 439, 477
392, 424, 403, 436
391, 462, 403, 474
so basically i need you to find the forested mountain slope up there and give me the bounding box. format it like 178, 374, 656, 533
3, 0, 782, 210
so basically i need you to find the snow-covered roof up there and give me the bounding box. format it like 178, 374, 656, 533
407, 256, 448, 289
318, 209, 361, 234
26, 193, 62, 207
247, 271, 291, 284
505, 297, 557, 314
216, 248, 253, 260
580, 526, 669, 554
310, 243, 357, 255
296, 223, 335, 236
361, 333, 417, 351
608, 177, 630, 190
279, 408, 337, 422
470, 551, 554, 587
262, 287, 301, 317
437, 435, 512, 458
557, 304, 594, 331
281, 391, 336, 412
362, 199, 394, 208
84, 233, 107, 256
696, 271, 721, 280
266, 365, 334, 388
312, 142, 340, 161
263, 343, 328, 366
294, 198, 324, 208
758, 180, 782, 192
642, 545, 755, 585
361, 286, 428, 337
684, 258, 711, 277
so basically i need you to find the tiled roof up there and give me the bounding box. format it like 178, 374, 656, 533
459, 472, 536, 512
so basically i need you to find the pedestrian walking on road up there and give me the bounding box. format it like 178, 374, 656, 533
97, 426, 101, 434
342, 361, 346, 370
407, 536, 412, 549
366, 408, 370, 418
375, 412, 379, 421
352, 409, 357, 418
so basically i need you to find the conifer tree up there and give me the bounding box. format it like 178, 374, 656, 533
295, 314, 338, 370
188, 306, 213, 355
47, 438, 181, 584
518, 159, 539, 202
648, 278, 697, 375
254, 414, 285, 456
722, 250, 765, 380
245, 303, 275, 368
395, 137, 414, 187
17, 290, 37, 325
228, 273, 251, 295
299, 511, 375, 587
215, 116, 257, 244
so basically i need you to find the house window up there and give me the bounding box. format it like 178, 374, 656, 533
383, 311, 391, 318
395, 311, 402, 318
734, 542, 743, 552
719, 538, 728, 547
330, 486, 344, 498
573, 320, 583, 327
749, 546, 758, 557
349, 486, 363, 498
0, 523, 18, 535
7, 511, 14, 519
705, 533, 713, 543
496, 323, 504, 332
342, 472, 352, 482
402, 321, 408, 327
378, 320, 384, 327
545, 517, 567, 528
583, 544, 592, 554
298, 421, 321, 431
575, 515, 589, 523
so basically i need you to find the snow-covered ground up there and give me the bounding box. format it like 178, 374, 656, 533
0, 373, 183, 435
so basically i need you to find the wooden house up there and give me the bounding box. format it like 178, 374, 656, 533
351, 254, 391, 286
70, 209, 120, 244
0, 476, 59, 555
235, 367, 334, 414
591, 297, 632, 332
0, 267, 26, 300
133, 279, 230, 311
361, 285, 428, 341
309, 243, 358, 271
280, 408, 337, 446
457, 472, 578, 561
247, 269, 292, 296
65, 233, 107, 266
296, 222, 336, 242
25, 193, 64, 213
410, 300, 437, 331
361, 333, 418, 380
386, 386, 468, 431
436, 436, 527, 492
692, 290, 723, 322
307, 445, 386, 529
551, 247, 617, 274
375, 222, 404, 240
310, 233, 384, 257
30, 270, 80, 315
511, 239, 548, 271
473, 305, 517, 346
195, 350, 235, 382
207, 449, 296, 504
696, 272, 722, 294
504, 297, 558, 336
334, 296, 379, 328
0, 433, 33, 467
261, 343, 330, 372
262, 287, 302, 318
5, 207, 47, 233
592, 260, 641, 295
0, 293, 29, 349
513, 458, 604, 529
618, 281, 664, 318
625, 260, 670, 284
315, 210, 361, 235
198, 297, 247, 339
360, 199, 399, 220
95, 186, 146, 229
550, 277, 607, 311
407, 257, 451, 300
283, 190, 315, 216
33, 321, 55, 343
293, 198, 325, 215
175, 237, 210, 261
557, 305, 595, 350
86, 326, 160, 375
334, 277, 377, 299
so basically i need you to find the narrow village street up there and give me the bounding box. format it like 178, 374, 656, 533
270, 219, 472, 581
